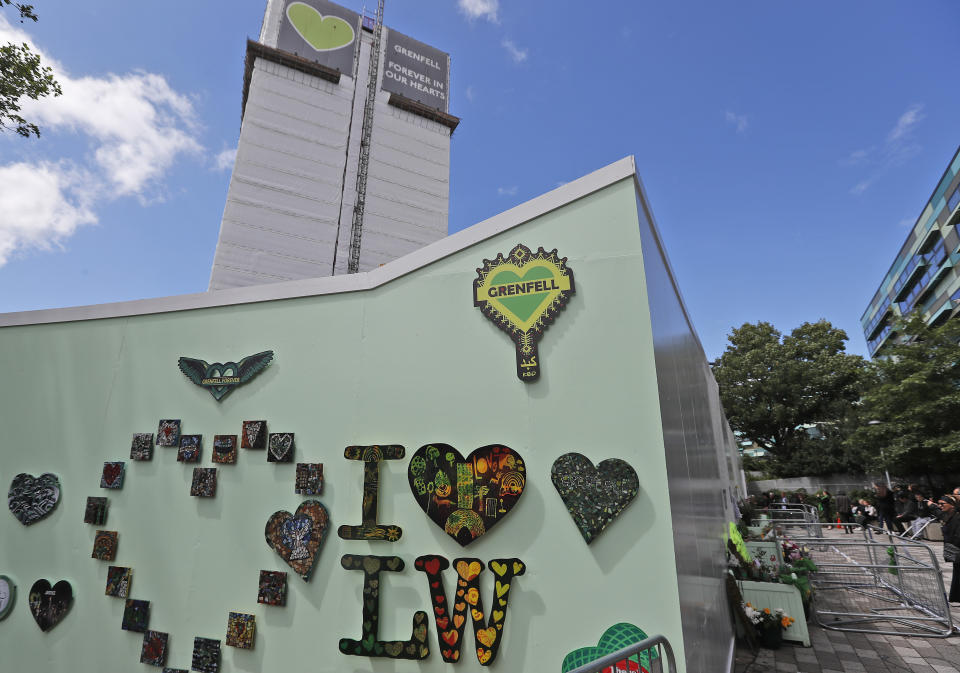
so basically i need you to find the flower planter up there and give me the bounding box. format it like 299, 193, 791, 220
745, 540, 784, 567
738, 580, 810, 646
759, 623, 783, 649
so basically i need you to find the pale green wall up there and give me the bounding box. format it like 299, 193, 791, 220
0, 178, 687, 672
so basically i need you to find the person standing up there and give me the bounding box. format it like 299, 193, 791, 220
835, 492, 854, 533
874, 483, 902, 533
936, 495, 960, 603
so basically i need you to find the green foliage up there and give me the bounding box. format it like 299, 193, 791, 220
1, 1, 60, 138
846, 314, 960, 483
714, 320, 867, 477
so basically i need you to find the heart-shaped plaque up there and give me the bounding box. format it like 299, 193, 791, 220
265, 500, 330, 581
178, 351, 273, 401
407, 444, 525, 546
551, 453, 639, 544
28, 579, 73, 631
8, 473, 61, 526
473, 244, 575, 381
286, 2, 356, 51
0, 575, 15, 621
561, 623, 657, 673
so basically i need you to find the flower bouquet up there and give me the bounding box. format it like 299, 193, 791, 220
743, 603, 796, 649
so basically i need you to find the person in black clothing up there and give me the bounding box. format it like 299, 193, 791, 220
936, 495, 960, 603
895, 492, 918, 531
874, 483, 902, 533
835, 492, 854, 533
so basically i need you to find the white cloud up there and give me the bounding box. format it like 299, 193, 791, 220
214, 148, 237, 172
497, 186, 518, 196
501, 38, 528, 63
0, 162, 97, 265
724, 110, 748, 134
846, 103, 924, 196
458, 0, 499, 22
887, 104, 924, 143
465, 85, 476, 102
0, 14, 202, 266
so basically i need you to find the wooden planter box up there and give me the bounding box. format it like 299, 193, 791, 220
738, 580, 810, 646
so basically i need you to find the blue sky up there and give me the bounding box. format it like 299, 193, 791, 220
1, 0, 958, 359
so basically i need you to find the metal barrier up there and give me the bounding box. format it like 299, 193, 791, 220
564, 634, 678, 673
752, 506, 824, 539
790, 527, 954, 637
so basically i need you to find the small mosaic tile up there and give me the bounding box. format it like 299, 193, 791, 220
157, 420, 181, 447
240, 420, 266, 449
105, 566, 132, 598
122, 599, 150, 633
211, 435, 237, 464
267, 432, 294, 463
192, 637, 221, 673
190, 468, 217, 497
294, 463, 323, 495
130, 433, 154, 461
140, 630, 168, 667
257, 570, 286, 606
225, 612, 255, 649
84, 496, 108, 525
100, 461, 125, 489
177, 435, 201, 463
92, 530, 118, 561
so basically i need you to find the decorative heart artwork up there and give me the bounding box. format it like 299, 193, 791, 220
8, 472, 61, 526
561, 623, 657, 673
0, 575, 15, 621
28, 579, 72, 632
265, 500, 329, 580
177, 351, 273, 401
267, 433, 294, 463
473, 244, 575, 381
407, 444, 525, 546
286, 2, 356, 51
551, 453, 639, 544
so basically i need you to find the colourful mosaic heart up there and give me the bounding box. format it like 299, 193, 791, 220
551, 453, 639, 544
265, 500, 330, 580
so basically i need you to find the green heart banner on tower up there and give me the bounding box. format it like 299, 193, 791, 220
276, 0, 359, 74
473, 244, 575, 382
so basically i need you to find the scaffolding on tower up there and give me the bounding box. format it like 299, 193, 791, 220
347, 0, 385, 274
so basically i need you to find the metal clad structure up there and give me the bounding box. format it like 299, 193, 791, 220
210, 0, 455, 290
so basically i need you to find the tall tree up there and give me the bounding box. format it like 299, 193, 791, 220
1, 1, 61, 138
846, 314, 960, 486
713, 320, 867, 476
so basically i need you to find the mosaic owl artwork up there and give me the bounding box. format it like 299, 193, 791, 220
140, 630, 169, 667
225, 612, 255, 649
156, 420, 181, 447
550, 453, 640, 544
84, 496, 108, 525
407, 444, 526, 546
28, 579, 72, 632
264, 500, 330, 580
130, 433, 154, 461
8, 472, 60, 526
211, 435, 237, 464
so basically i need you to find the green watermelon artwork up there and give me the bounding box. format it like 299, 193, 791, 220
561, 623, 659, 673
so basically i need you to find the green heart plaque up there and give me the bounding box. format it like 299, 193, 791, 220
286, 2, 355, 51
474, 244, 575, 382
561, 623, 658, 673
